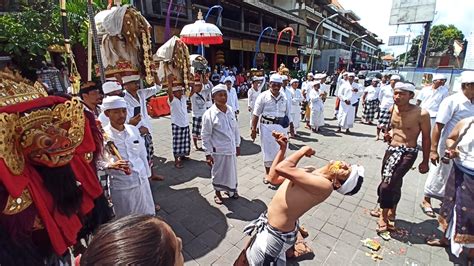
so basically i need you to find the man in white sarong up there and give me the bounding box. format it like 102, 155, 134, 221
202, 84, 241, 205
101, 96, 156, 218
309, 82, 325, 132
248, 76, 264, 127
302, 73, 314, 126
224, 76, 240, 119
421, 71, 474, 217
337, 73, 359, 133
334, 72, 348, 118
280, 75, 294, 136
251, 74, 292, 184
289, 79, 303, 135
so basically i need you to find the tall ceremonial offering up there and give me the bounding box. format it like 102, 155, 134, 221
274, 27, 295, 72
0, 69, 109, 263
154, 36, 192, 89
95, 4, 155, 85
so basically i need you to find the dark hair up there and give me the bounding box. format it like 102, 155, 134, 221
345, 176, 364, 196
81, 215, 178, 265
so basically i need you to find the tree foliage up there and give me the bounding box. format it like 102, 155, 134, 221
397, 24, 464, 64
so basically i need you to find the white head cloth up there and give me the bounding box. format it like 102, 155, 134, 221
461, 71, 474, 83
172, 86, 184, 92
394, 82, 415, 92
290, 79, 299, 84
223, 76, 233, 85
102, 81, 122, 94
102, 95, 127, 111
433, 73, 447, 81
347, 72, 356, 77
307, 72, 314, 77
269, 74, 283, 83
212, 84, 227, 95
281, 75, 289, 81
336, 164, 364, 195
390, 74, 401, 81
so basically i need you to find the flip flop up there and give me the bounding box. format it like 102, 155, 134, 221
214, 195, 223, 205
370, 209, 380, 218
149, 175, 165, 181
263, 178, 270, 184
426, 238, 449, 247
420, 204, 436, 218
224, 191, 239, 199
376, 221, 389, 233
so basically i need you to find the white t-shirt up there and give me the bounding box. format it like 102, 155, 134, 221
378, 85, 394, 109
417, 85, 449, 118
436, 92, 474, 141
226, 87, 239, 112
253, 90, 291, 121
190, 92, 208, 117
364, 85, 380, 101
169, 95, 189, 127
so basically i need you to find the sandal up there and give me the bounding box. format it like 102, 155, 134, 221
174, 158, 183, 169
149, 174, 165, 181
299, 226, 309, 239
376, 221, 389, 233
420, 203, 436, 218
426, 238, 449, 247
155, 204, 161, 212
370, 209, 380, 218
214, 195, 223, 205
224, 191, 239, 199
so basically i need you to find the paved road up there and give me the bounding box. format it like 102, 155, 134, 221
148, 96, 458, 265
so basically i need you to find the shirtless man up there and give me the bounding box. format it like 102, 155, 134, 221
371, 82, 431, 233
242, 132, 364, 265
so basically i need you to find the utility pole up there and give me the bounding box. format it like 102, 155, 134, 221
417, 22, 431, 68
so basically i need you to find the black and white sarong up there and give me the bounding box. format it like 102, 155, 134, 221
244, 212, 298, 265
192, 116, 203, 139
362, 99, 379, 122
143, 133, 154, 167
172, 123, 191, 157
378, 108, 391, 129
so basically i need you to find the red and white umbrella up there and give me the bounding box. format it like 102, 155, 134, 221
180, 10, 223, 46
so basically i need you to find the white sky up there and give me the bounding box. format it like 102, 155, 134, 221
338, 0, 474, 56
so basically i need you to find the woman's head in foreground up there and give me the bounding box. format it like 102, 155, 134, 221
81, 214, 183, 266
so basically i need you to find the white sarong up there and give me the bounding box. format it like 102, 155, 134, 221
291, 111, 300, 129
310, 101, 324, 128
260, 123, 286, 167
424, 137, 452, 199
337, 101, 355, 129
212, 153, 238, 192
110, 180, 156, 218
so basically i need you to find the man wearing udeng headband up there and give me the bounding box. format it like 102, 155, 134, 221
241, 132, 364, 265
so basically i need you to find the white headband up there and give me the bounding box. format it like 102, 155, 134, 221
336, 164, 364, 195
212, 84, 227, 95
101, 95, 127, 111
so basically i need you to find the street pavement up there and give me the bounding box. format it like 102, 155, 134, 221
148, 96, 459, 265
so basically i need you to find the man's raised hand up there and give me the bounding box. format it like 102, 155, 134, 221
272, 131, 288, 148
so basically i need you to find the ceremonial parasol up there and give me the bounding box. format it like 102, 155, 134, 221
180, 10, 223, 55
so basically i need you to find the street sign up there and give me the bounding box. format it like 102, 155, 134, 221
388, 35, 406, 46
293, 57, 299, 64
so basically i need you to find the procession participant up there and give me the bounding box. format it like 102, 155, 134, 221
422, 71, 474, 217
289, 78, 303, 135
224, 76, 240, 119
337, 73, 359, 133
167, 77, 191, 169
123, 76, 164, 181
309, 82, 325, 133
202, 71, 214, 108
301, 73, 314, 125
361, 78, 380, 125
373, 83, 430, 233
416, 73, 449, 147
189, 76, 208, 151
202, 84, 241, 204
79, 81, 103, 118
427, 118, 474, 262
280, 75, 295, 137
353, 76, 364, 119
248, 76, 264, 128
376, 75, 400, 140
102, 96, 157, 218
98, 80, 125, 127
318, 73, 330, 102
334, 72, 349, 119
251, 74, 292, 184
241, 132, 364, 265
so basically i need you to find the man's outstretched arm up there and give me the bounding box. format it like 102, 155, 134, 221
267, 132, 288, 185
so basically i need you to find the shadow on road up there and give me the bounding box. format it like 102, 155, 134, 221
239, 138, 261, 156
150, 156, 228, 261
223, 196, 266, 221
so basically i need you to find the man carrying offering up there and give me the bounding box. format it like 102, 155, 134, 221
241, 132, 364, 265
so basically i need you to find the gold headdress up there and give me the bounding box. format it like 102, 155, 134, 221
0, 69, 85, 175
278, 63, 290, 77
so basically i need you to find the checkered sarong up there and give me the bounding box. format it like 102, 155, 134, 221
363, 99, 379, 121
378, 108, 391, 129
143, 133, 154, 167
172, 123, 190, 157
192, 116, 203, 139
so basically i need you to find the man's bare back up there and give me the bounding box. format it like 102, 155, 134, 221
389, 104, 428, 148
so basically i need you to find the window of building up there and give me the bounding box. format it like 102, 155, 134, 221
323, 28, 331, 38
332, 32, 341, 42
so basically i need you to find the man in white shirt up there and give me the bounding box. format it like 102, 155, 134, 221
301, 73, 314, 127
318, 73, 329, 103
337, 73, 359, 133
280, 75, 295, 136
361, 78, 380, 125
376, 75, 400, 140
190, 77, 208, 151
167, 78, 191, 169
123, 75, 163, 180
98, 81, 125, 127
202, 84, 241, 205
101, 96, 156, 218
352, 76, 364, 119
202, 71, 214, 109
421, 71, 474, 217
248, 76, 264, 128
309, 82, 325, 133
416, 73, 449, 131
289, 79, 303, 135
224, 76, 240, 119
334, 72, 349, 118
251, 74, 293, 184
